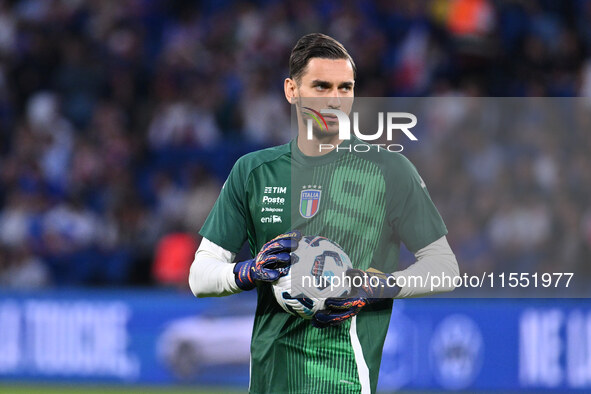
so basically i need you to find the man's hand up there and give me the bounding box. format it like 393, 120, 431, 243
312, 268, 401, 328
233, 231, 302, 291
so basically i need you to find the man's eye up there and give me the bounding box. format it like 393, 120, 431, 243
315, 85, 326, 91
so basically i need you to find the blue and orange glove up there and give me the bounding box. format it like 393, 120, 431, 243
233, 231, 302, 291
312, 268, 401, 328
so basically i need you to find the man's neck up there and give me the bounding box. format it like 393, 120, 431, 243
296, 132, 344, 156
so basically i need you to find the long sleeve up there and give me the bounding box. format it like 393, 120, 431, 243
393, 235, 459, 298
189, 238, 242, 297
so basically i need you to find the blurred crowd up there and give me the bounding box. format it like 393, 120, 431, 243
401, 98, 591, 290
0, 0, 590, 288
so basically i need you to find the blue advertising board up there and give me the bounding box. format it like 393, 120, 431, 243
0, 289, 256, 386
0, 290, 590, 392
379, 299, 591, 391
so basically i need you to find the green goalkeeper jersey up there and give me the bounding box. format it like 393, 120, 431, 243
200, 138, 447, 394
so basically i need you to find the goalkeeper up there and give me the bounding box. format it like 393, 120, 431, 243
189, 33, 459, 394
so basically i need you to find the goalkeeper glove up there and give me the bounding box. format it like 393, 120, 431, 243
312, 268, 401, 328
233, 230, 302, 291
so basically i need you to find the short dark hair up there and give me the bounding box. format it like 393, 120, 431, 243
289, 33, 356, 84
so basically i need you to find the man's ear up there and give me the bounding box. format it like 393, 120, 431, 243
284, 78, 297, 104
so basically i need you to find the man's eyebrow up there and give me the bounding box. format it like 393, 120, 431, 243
310, 80, 332, 87
310, 80, 355, 88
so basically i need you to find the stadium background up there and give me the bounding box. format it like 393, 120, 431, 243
0, 0, 590, 392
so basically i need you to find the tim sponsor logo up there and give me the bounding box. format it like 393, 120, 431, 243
264, 186, 287, 194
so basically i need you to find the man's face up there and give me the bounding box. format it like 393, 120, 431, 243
289, 58, 355, 137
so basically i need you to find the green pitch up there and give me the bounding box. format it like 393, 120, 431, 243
0, 385, 244, 394
0, 387, 509, 394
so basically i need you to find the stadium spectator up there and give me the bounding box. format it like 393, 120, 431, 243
152, 232, 198, 289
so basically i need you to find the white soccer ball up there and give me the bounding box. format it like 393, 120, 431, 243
272, 235, 352, 319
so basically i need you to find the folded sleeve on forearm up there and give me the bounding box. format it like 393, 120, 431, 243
189, 238, 242, 297
392, 235, 459, 298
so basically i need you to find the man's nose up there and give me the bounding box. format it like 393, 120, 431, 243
327, 91, 341, 108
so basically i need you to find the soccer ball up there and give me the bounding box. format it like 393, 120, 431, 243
272, 235, 352, 319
